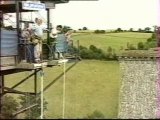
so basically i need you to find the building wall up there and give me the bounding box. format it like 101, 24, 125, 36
0, 29, 18, 68
1, 29, 18, 56
118, 59, 159, 119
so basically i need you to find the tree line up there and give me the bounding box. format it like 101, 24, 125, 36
77, 26, 156, 34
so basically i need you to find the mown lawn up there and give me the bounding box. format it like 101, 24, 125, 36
72, 32, 152, 53
5, 60, 121, 119
4, 32, 146, 118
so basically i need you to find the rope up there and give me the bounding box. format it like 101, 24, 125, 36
40, 69, 44, 119
62, 60, 66, 119
55, 47, 67, 119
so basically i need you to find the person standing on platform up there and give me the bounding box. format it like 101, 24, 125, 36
31, 18, 48, 63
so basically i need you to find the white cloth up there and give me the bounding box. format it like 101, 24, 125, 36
31, 24, 46, 37
34, 43, 42, 61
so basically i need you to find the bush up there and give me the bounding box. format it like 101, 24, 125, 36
144, 33, 156, 49
151, 33, 156, 39
89, 45, 102, 53
85, 110, 105, 119
94, 30, 100, 33
19, 95, 48, 119
100, 30, 105, 33
80, 49, 93, 59
146, 41, 156, 48
129, 44, 136, 50
127, 43, 136, 50
107, 46, 112, 53
137, 42, 144, 50
1, 96, 19, 119
79, 45, 117, 60
147, 38, 152, 42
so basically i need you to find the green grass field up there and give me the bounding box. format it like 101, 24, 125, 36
72, 32, 152, 53
5, 60, 121, 119
4, 32, 151, 118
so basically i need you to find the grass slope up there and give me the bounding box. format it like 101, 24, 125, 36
72, 32, 151, 53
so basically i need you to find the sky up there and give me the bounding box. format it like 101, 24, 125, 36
46, 0, 159, 30
4, 0, 159, 30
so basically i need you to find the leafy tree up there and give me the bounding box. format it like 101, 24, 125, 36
83, 27, 88, 30
144, 27, 151, 32
100, 30, 105, 33
116, 28, 123, 32
62, 25, 72, 33
94, 30, 100, 33
129, 28, 133, 32
153, 25, 157, 32
138, 28, 143, 32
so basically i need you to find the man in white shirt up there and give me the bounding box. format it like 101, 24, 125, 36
31, 18, 47, 63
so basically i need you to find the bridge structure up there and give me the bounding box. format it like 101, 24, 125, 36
0, 0, 82, 118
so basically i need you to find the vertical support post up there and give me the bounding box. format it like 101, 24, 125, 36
46, 9, 50, 60
16, 0, 20, 64
34, 70, 37, 95
0, 9, 2, 118
40, 69, 44, 119
0, 75, 4, 117
47, 8, 50, 45
62, 62, 66, 119
0, 11, 2, 69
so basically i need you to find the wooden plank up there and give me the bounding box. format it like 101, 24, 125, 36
0, 56, 16, 66
16, 62, 48, 69
0, 66, 16, 71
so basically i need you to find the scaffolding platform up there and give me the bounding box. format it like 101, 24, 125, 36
1, 66, 16, 71
16, 59, 69, 69
16, 62, 48, 70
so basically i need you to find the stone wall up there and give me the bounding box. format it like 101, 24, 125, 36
118, 59, 159, 119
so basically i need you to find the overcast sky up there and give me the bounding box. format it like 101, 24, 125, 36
45, 0, 159, 30
4, 0, 159, 30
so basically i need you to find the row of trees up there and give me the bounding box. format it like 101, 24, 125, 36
114, 27, 154, 33
93, 27, 154, 34
77, 26, 157, 33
